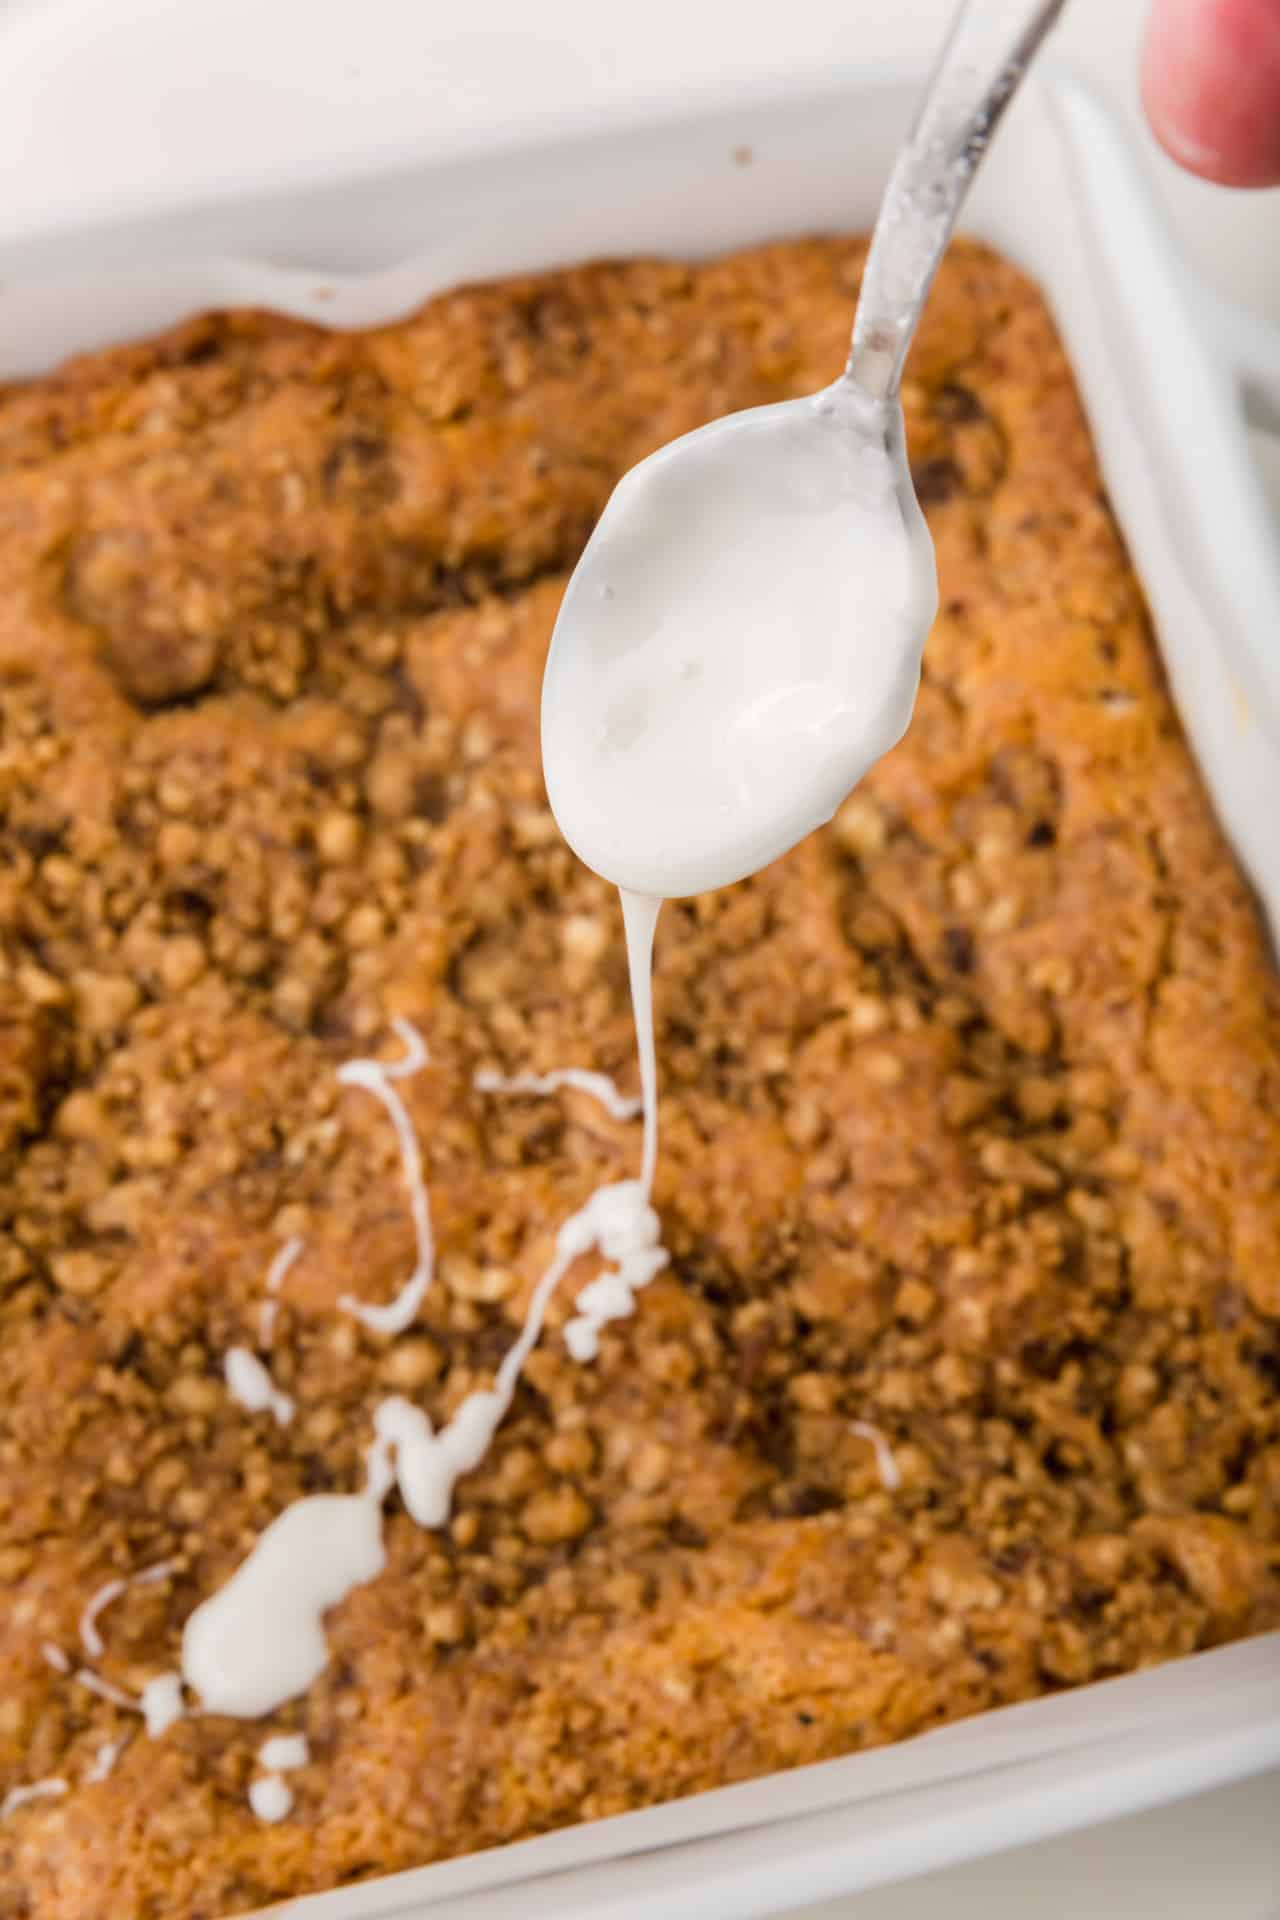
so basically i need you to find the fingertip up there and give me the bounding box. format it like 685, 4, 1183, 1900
1142, 0, 1280, 188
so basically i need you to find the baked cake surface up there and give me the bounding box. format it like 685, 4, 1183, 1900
0, 237, 1277, 1917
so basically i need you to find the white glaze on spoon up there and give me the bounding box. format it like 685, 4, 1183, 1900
541, 390, 933, 1272
542, 0, 1065, 898
541, 381, 934, 904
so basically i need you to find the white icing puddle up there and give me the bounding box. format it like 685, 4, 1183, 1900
182, 1456, 389, 1718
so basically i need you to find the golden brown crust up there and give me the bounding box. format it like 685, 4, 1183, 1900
0, 237, 1276, 1917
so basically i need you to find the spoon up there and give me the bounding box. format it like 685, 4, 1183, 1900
542, 0, 1066, 902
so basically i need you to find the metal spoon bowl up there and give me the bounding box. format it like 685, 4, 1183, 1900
542, 0, 1066, 900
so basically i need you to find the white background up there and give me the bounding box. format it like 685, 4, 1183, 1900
0, 0, 1277, 1913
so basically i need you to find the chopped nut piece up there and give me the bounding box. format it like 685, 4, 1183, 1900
521, 1486, 593, 1544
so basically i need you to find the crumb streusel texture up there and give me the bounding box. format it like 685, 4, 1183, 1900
0, 238, 1276, 1917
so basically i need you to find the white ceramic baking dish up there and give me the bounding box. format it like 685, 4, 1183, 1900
1, 17, 1278, 1920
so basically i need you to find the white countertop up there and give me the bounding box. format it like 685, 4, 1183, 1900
796, 1768, 1280, 1920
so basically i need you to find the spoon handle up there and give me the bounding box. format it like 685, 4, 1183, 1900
846, 0, 1066, 402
